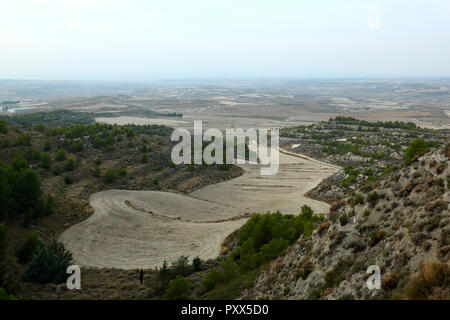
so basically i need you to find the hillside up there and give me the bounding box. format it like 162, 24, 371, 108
245, 145, 449, 300
0, 112, 244, 299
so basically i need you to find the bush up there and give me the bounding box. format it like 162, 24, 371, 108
171, 255, 190, 277
43, 140, 52, 151
11, 153, 29, 171
368, 229, 386, 246
192, 256, 202, 272
55, 149, 66, 161
64, 158, 75, 171
64, 176, 73, 184
40, 153, 52, 170
117, 168, 127, 177
15, 135, 31, 146
339, 213, 349, 226
404, 138, 429, 164
104, 169, 117, 183
93, 167, 101, 178
70, 141, 84, 152
38, 194, 56, 217
403, 262, 450, 299
16, 232, 43, 264
52, 166, 62, 176
203, 257, 239, 291
141, 154, 148, 164
323, 270, 345, 289
22, 240, 73, 284
0, 120, 7, 134
164, 275, 190, 300
367, 191, 379, 206
152, 178, 159, 185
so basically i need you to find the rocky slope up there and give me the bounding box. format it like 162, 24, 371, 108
245, 145, 449, 300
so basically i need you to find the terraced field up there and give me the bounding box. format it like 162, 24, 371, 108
59, 148, 340, 269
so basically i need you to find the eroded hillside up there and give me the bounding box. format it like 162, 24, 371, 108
246, 145, 449, 300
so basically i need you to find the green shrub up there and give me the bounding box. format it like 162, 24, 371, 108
323, 270, 345, 289
93, 167, 101, 178
69, 141, 84, 152
52, 166, 62, 176
104, 169, 117, 183
16, 232, 43, 264
339, 213, 349, 226
117, 168, 127, 177
171, 255, 190, 277
369, 229, 386, 246
367, 191, 379, 206
164, 275, 190, 300
22, 240, 73, 284
203, 257, 239, 291
192, 256, 202, 271
0, 120, 7, 134
64, 158, 75, 171
40, 153, 52, 170
15, 134, 31, 146
404, 138, 429, 164
56, 149, 66, 161
152, 178, 159, 185
64, 176, 73, 184
141, 154, 148, 164
43, 140, 52, 151
38, 194, 56, 217
11, 153, 29, 171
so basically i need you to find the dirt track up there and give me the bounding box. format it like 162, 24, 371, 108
59, 148, 340, 269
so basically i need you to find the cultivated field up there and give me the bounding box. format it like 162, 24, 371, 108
59, 148, 340, 269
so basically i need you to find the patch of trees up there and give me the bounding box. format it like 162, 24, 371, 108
2, 110, 95, 129
0, 154, 54, 224
0, 120, 7, 134
201, 206, 322, 299
157, 255, 203, 295
331, 116, 418, 130
22, 240, 73, 284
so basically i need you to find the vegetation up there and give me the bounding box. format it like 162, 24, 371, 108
22, 240, 73, 284
164, 275, 191, 300
404, 138, 429, 164
402, 262, 449, 300
201, 206, 322, 299
157, 256, 200, 292
16, 232, 43, 264
104, 169, 117, 183
0, 157, 45, 223
1, 110, 95, 128
330, 116, 418, 130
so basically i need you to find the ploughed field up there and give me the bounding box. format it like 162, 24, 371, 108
59, 148, 340, 269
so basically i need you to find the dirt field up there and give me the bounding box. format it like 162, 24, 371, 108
59, 147, 340, 270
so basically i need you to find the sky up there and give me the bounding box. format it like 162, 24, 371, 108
1, 0, 449, 80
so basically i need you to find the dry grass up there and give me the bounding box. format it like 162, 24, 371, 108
402, 262, 450, 300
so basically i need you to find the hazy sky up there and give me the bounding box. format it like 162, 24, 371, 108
1, 0, 449, 80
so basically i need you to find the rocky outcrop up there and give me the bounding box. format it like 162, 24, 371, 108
245, 146, 449, 300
